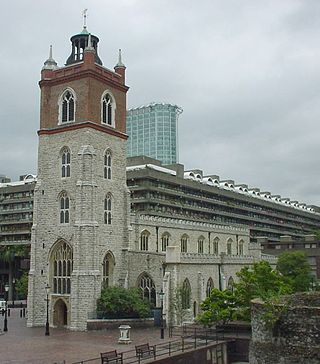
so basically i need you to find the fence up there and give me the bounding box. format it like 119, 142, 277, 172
71, 331, 226, 364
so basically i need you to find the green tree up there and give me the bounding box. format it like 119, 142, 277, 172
0, 245, 29, 262
97, 286, 151, 319
277, 251, 312, 292
15, 272, 28, 298
234, 260, 291, 321
197, 288, 237, 327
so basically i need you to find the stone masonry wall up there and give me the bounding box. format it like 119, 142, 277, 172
28, 127, 128, 331
250, 293, 320, 364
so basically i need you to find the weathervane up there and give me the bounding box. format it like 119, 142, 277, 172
82, 9, 88, 29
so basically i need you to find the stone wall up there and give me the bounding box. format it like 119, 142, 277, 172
250, 292, 320, 364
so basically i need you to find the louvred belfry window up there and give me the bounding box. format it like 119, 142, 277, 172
61, 91, 75, 123
102, 93, 114, 126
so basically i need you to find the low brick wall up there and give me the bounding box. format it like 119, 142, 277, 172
87, 317, 154, 330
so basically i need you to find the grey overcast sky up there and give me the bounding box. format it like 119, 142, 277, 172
1, 0, 320, 206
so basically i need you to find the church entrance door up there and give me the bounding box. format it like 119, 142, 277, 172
53, 299, 68, 327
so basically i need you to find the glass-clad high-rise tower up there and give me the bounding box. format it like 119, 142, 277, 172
126, 103, 183, 165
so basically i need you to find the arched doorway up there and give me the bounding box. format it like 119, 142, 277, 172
53, 299, 68, 327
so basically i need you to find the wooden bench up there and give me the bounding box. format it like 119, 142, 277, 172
135, 343, 156, 360
100, 350, 123, 364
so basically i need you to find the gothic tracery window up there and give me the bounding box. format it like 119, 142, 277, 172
206, 278, 214, 297
60, 193, 70, 224
213, 237, 219, 255
161, 233, 170, 252
61, 147, 71, 178
51, 241, 73, 294
182, 278, 191, 309
104, 150, 112, 179
104, 194, 112, 225
227, 238, 233, 255
138, 273, 156, 306
227, 277, 234, 292
102, 92, 115, 126
140, 230, 150, 251
181, 234, 188, 253
60, 90, 75, 123
102, 252, 114, 287
239, 240, 244, 256
198, 236, 204, 253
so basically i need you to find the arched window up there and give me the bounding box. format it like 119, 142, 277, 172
102, 252, 114, 287
213, 237, 219, 255
181, 234, 188, 253
206, 278, 214, 297
104, 150, 112, 179
227, 277, 234, 292
138, 273, 156, 306
60, 193, 70, 224
227, 238, 233, 255
51, 241, 73, 294
161, 233, 170, 252
198, 236, 204, 253
181, 279, 191, 309
61, 147, 71, 178
101, 92, 115, 126
104, 194, 112, 225
60, 89, 75, 123
239, 240, 244, 256
140, 230, 150, 251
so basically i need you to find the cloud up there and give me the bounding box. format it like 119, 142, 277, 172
1, 0, 320, 206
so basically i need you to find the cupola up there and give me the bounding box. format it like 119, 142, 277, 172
65, 18, 102, 66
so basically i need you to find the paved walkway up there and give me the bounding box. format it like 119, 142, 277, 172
0, 308, 169, 364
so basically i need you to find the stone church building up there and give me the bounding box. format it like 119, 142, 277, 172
27, 26, 274, 331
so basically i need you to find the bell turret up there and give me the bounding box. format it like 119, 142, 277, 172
65, 27, 103, 66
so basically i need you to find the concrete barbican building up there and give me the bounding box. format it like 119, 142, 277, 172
27, 25, 277, 331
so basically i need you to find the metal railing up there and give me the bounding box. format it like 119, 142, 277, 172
71, 334, 225, 364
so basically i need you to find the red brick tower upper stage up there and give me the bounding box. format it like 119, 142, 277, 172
39, 30, 129, 136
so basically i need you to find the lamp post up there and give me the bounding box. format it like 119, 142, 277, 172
12, 278, 15, 307
158, 289, 165, 339
4, 283, 9, 332
45, 284, 50, 336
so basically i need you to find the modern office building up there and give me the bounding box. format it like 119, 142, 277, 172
126, 103, 183, 165
260, 235, 320, 279
0, 175, 35, 297
0, 175, 11, 183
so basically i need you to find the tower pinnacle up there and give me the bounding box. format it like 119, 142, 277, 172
85, 33, 95, 52
115, 49, 126, 69
42, 45, 58, 70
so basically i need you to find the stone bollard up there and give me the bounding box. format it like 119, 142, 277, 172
118, 325, 132, 344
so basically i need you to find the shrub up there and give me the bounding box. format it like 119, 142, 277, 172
97, 286, 151, 319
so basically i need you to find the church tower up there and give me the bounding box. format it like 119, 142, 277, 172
27, 24, 129, 330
